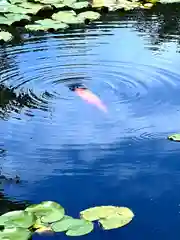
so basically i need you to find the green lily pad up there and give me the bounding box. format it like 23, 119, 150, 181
9, 0, 23, 4
0, 16, 10, 25
99, 213, 133, 230
18, 2, 53, 14
51, 217, 93, 236
52, 10, 84, 24
66, 220, 93, 236
53, 3, 66, 8
168, 133, 180, 142
0, 31, 13, 42
80, 206, 134, 221
71, 1, 89, 9
51, 215, 76, 232
0, 2, 11, 13
4, 13, 31, 24
25, 201, 65, 221
25, 24, 49, 31
0, 227, 32, 240
41, 209, 65, 223
77, 11, 101, 21
25, 18, 68, 31
63, 0, 77, 5
0, 210, 36, 228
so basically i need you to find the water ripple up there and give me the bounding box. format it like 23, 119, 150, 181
0, 18, 180, 147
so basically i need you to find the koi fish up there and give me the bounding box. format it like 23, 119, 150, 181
75, 88, 107, 113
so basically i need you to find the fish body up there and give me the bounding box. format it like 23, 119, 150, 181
75, 88, 107, 113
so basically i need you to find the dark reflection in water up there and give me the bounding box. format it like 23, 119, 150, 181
1, 4, 180, 240
0, 190, 29, 215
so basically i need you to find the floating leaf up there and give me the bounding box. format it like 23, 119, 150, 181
25, 24, 49, 31
0, 2, 11, 13
63, 0, 77, 5
53, 3, 65, 8
52, 10, 84, 24
0, 31, 13, 42
9, 0, 22, 4
66, 220, 93, 236
25, 201, 65, 220
0, 227, 31, 240
80, 206, 134, 221
78, 11, 101, 21
159, 0, 180, 3
0, 16, 11, 25
51, 215, 76, 232
0, 210, 36, 228
52, 217, 93, 236
168, 133, 180, 142
18, 2, 53, 14
71, 1, 89, 9
99, 213, 133, 230
4, 13, 31, 24
25, 18, 68, 31
37, 0, 63, 3
41, 209, 65, 223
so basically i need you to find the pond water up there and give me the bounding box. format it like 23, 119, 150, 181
1, 4, 180, 240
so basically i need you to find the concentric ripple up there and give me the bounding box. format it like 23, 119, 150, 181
1, 17, 180, 147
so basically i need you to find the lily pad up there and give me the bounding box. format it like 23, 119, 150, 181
51, 217, 94, 236
99, 213, 133, 230
25, 201, 65, 221
9, 0, 23, 4
18, 2, 53, 14
80, 206, 134, 221
4, 13, 31, 24
71, 1, 89, 9
25, 18, 68, 31
0, 210, 36, 228
0, 16, 10, 25
66, 220, 93, 236
51, 215, 76, 232
0, 227, 31, 240
41, 209, 65, 223
168, 133, 180, 142
77, 11, 101, 21
52, 10, 84, 24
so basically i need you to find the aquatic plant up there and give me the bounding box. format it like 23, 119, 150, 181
168, 133, 180, 142
0, 200, 134, 239
0, 0, 178, 42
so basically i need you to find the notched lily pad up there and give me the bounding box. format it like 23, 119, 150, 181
168, 133, 180, 142
80, 206, 134, 221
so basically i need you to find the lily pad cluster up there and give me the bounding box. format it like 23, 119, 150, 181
0, 201, 134, 239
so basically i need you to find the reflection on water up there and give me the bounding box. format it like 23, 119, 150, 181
1, 4, 180, 240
